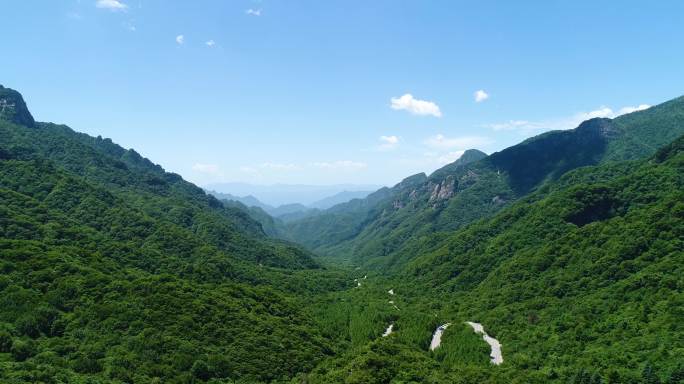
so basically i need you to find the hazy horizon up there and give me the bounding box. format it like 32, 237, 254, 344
204, 181, 383, 207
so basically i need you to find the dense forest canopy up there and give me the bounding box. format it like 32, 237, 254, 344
0, 86, 348, 383
1, 85, 683, 383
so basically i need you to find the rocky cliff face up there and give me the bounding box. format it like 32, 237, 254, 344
0, 85, 35, 127
428, 175, 456, 202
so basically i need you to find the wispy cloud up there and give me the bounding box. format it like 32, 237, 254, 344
311, 160, 367, 170
95, 0, 128, 11
399, 150, 469, 168
487, 104, 651, 134
418, 135, 491, 167
378, 135, 400, 151
617, 104, 651, 115
436, 150, 466, 165
205, 40, 216, 47
123, 21, 136, 31
246, 8, 262, 16
239, 166, 258, 174
237, 160, 366, 177
488, 120, 538, 132
192, 163, 221, 175
66, 11, 83, 20
391, 94, 442, 117
259, 162, 301, 171
474, 90, 489, 102
423, 134, 491, 150
176, 35, 184, 45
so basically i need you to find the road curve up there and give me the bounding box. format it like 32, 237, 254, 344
429, 323, 451, 351
466, 321, 503, 365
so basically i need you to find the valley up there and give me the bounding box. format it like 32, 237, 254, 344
1, 83, 683, 384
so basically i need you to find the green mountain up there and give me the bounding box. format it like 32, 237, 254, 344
0, 86, 349, 383
208, 189, 375, 220
285, 98, 684, 270
220, 198, 289, 238
2, 84, 684, 384
206, 190, 273, 212
305, 133, 684, 384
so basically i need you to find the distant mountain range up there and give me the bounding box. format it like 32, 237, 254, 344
203, 182, 382, 207
206, 187, 376, 217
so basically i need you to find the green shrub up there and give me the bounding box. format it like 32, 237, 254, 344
0, 331, 12, 352
10, 339, 36, 361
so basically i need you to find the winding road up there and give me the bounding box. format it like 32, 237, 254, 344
429, 323, 451, 351
367, 282, 503, 365
466, 322, 503, 365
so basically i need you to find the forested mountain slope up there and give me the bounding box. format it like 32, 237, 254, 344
0, 86, 348, 383
283, 150, 486, 261
404, 134, 684, 382
285, 97, 684, 270
0, 86, 316, 270
306, 134, 684, 384
2, 83, 683, 384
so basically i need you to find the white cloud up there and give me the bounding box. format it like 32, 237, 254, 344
380, 135, 400, 145
474, 90, 489, 103
391, 94, 442, 117
192, 163, 220, 174
246, 8, 262, 16
617, 104, 651, 115
95, 0, 128, 11
424, 134, 491, 150
311, 160, 368, 170
205, 40, 216, 47
578, 106, 614, 120
487, 103, 651, 134
378, 135, 400, 151
176, 35, 184, 45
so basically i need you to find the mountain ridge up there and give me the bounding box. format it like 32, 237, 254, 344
205, 182, 382, 207
283, 96, 684, 270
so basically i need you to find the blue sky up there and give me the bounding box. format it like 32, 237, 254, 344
3, 1, 684, 187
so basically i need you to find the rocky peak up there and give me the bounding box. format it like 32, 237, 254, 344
429, 149, 488, 180
0, 85, 35, 127
576, 117, 617, 139
458, 149, 488, 164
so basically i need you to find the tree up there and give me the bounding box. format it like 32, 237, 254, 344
10, 339, 36, 361
191, 360, 212, 381
0, 331, 12, 352
643, 364, 662, 384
